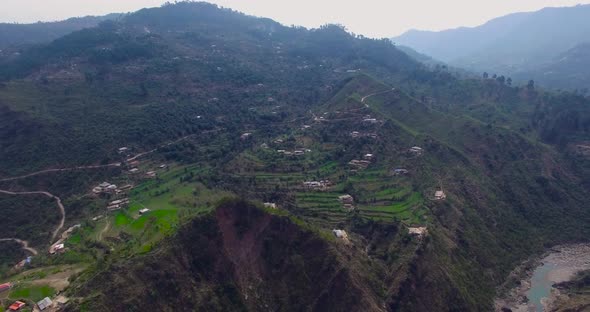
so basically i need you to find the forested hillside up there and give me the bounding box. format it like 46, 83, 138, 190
0, 2, 589, 311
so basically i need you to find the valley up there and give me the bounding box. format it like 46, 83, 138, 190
0, 1, 589, 311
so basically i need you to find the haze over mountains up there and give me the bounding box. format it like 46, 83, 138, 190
393, 4, 590, 91
0, 14, 120, 49
0, 2, 589, 311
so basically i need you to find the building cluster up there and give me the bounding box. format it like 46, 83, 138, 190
93, 182, 132, 195
277, 148, 312, 157
350, 131, 378, 139
92, 182, 117, 194
302, 180, 332, 190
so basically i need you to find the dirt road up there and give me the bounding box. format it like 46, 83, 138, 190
0, 163, 122, 182
0, 238, 39, 255
0, 189, 65, 242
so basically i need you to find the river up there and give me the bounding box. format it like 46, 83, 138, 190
496, 244, 590, 312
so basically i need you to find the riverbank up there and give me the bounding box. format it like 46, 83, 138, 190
495, 244, 590, 312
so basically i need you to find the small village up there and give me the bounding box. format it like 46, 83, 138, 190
0, 87, 449, 311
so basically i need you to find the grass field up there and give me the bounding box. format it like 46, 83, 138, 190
9, 284, 55, 302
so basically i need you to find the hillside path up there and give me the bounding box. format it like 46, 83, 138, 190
361, 88, 396, 107
0, 238, 39, 255
0, 189, 65, 243
98, 218, 110, 241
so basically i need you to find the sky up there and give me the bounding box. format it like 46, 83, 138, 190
1, 0, 590, 37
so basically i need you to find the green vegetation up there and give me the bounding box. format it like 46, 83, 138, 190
0, 2, 588, 311
9, 284, 55, 302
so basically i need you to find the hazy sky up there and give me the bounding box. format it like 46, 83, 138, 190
1, 0, 590, 37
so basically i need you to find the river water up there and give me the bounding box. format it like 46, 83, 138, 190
496, 244, 590, 312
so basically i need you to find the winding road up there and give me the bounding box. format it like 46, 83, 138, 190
0, 190, 65, 243
0, 238, 39, 255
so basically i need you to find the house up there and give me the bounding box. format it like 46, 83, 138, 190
49, 243, 65, 254
332, 229, 349, 240
0, 282, 12, 293
128, 160, 140, 166
408, 227, 428, 237
240, 132, 252, 140
8, 301, 26, 311
260, 143, 269, 149
263, 202, 277, 209
409, 146, 424, 155
139, 208, 150, 215
362, 118, 378, 124
303, 180, 331, 190
293, 150, 305, 156
363, 153, 374, 161
434, 190, 446, 200
348, 159, 371, 169
118, 147, 129, 153
159, 164, 168, 169
37, 297, 53, 311
119, 184, 133, 191
393, 168, 409, 175
301, 125, 311, 130
107, 204, 121, 211
350, 131, 360, 138
146, 171, 157, 178
129, 168, 139, 173
338, 195, 354, 205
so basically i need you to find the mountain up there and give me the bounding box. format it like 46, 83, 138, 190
0, 2, 589, 311
514, 42, 590, 92
392, 4, 590, 89
0, 14, 120, 50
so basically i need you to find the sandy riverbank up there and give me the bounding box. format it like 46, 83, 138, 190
495, 243, 590, 312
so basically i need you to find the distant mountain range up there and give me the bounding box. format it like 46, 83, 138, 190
0, 14, 120, 49
392, 4, 590, 91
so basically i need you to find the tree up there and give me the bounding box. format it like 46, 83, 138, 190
483, 72, 489, 79
527, 80, 535, 90
492, 74, 497, 79
506, 77, 512, 86
496, 75, 505, 84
